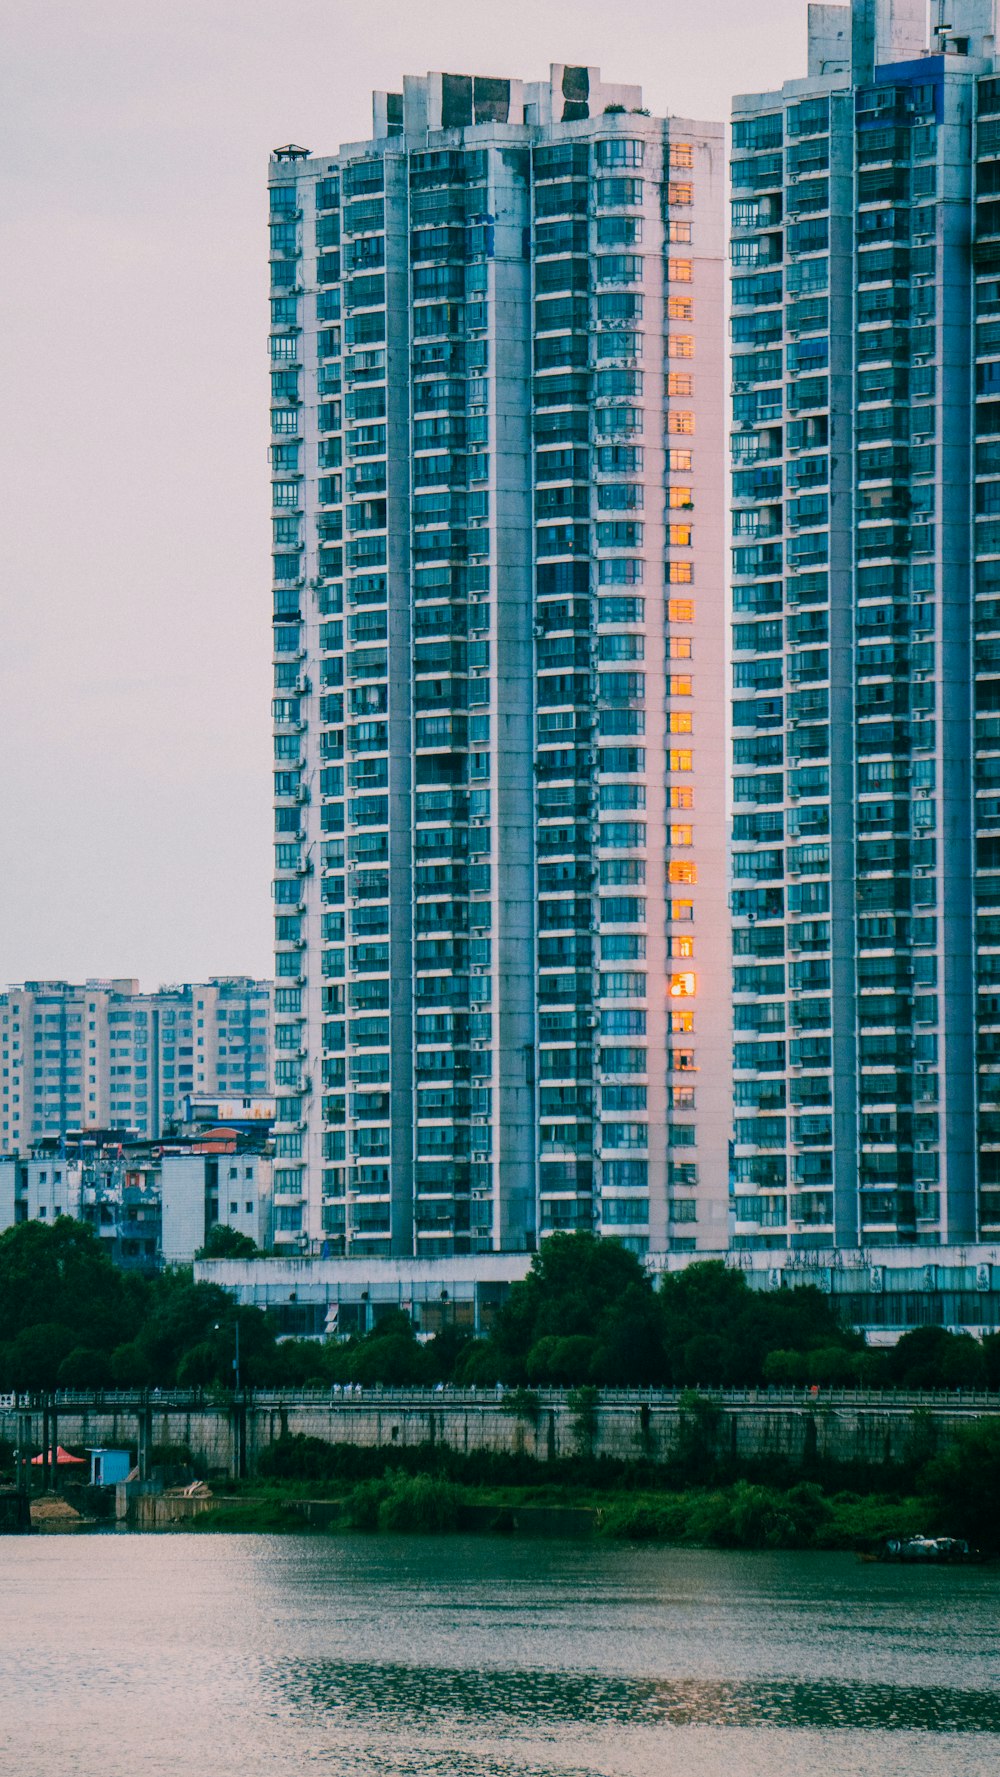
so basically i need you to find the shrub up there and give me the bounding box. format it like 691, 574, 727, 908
376, 1473, 462, 1533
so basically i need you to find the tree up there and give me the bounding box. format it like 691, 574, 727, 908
888, 1326, 986, 1391
488, 1233, 661, 1383
3, 1323, 76, 1392
660, 1262, 859, 1387
0, 1218, 144, 1353
195, 1225, 260, 1260
923, 1419, 1000, 1549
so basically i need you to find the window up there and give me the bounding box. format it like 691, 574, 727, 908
668, 259, 693, 282
669, 712, 693, 733
596, 139, 645, 167
668, 336, 694, 360
668, 450, 692, 472
669, 750, 693, 772
668, 221, 692, 244
668, 524, 692, 547
668, 411, 695, 434
670, 787, 694, 809
668, 563, 694, 584
671, 899, 694, 921
668, 598, 695, 621
669, 825, 694, 846
668, 181, 693, 206
670, 143, 693, 168
669, 674, 693, 696
667, 297, 693, 321
668, 862, 697, 884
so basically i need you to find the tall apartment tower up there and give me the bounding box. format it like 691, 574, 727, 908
268, 68, 729, 1258
730, 0, 1000, 1250
0, 977, 272, 1151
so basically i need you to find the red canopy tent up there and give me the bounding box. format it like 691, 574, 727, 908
30, 1446, 85, 1467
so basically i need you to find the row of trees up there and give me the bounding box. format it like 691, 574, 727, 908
2, 1222, 998, 1394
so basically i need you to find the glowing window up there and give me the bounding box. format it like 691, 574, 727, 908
668, 412, 695, 436
669, 712, 693, 733
669, 674, 693, 696
670, 899, 694, 921
667, 375, 693, 398
668, 221, 692, 243
670, 787, 693, 808
671, 1011, 695, 1032
669, 749, 693, 772
670, 824, 694, 846
668, 563, 694, 584
668, 181, 693, 206
668, 297, 693, 321
669, 637, 693, 658
670, 971, 696, 998
669, 487, 693, 509
668, 258, 693, 283
671, 936, 696, 958
668, 598, 695, 621
670, 143, 693, 168
668, 860, 697, 883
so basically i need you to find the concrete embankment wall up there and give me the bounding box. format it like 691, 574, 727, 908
2, 1391, 997, 1481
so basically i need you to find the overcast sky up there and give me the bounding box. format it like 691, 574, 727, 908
0, 0, 816, 990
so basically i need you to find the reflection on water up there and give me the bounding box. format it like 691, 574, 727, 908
0, 1535, 997, 1777
273, 1660, 1000, 1734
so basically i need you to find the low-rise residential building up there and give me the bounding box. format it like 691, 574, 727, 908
0, 1115, 276, 1268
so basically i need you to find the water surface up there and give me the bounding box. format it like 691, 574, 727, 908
1, 1535, 997, 1776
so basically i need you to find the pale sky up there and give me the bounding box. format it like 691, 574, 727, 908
0, 0, 815, 989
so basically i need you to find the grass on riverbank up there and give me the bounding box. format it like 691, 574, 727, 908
186, 1472, 931, 1550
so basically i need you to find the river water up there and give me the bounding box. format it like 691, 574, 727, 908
0, 1535, 997, 1777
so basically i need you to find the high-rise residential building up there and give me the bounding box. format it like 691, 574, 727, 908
0, 978, 272, 1151
268, 66, 729, 1259
729, 0, 1000, 1250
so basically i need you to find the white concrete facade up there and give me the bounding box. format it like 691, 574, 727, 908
268, 67, 730, 1260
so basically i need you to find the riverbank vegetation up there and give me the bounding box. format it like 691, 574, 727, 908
2, 1223, 999, 1396
198, 1414, 999, 1551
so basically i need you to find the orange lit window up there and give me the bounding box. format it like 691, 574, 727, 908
669, 674, 693, 696
671, 935, 696, 958
669, 220, 692, 244
669, 712, 693, 734
670, 898, 694, 921
669, 749, 693, 772
668, 181, 693, 206
668, 258, 693, 283
668, 448, 693, 470
668, 334, 695, 358
668, 410, 695, 434
670, 787, 693, 809
669, 1048, 696, 1071
671, 1014, 695, 1036
670, 824, 694, 846
667, 374, 693, 398
669, 637, 693, 658
670, 971, 696, 998
669, 487, 693, 509
672, 1085, 696, 1108
668, 598, 695, 621
668, 860, 697, 883
670, 143, 693, 168
668, 563, 694, 584
669, 525, 692, 549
